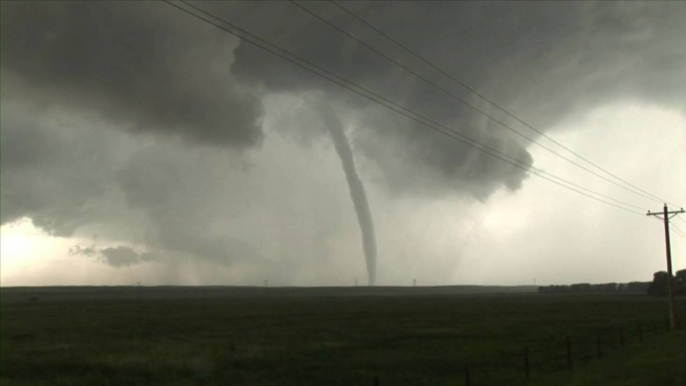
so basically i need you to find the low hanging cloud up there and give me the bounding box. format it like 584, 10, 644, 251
101, 247, 153, 268
70, 244, 152, 268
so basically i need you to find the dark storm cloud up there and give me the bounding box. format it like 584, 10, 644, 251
1, 1, 684, 280
196, 0, 534, 198
4, 1, 682, 202
113, 142, 267, 264
1, 104, 314, 277
1, 1, 264, 148
220, 1, 684, 197
0, 105, 265, 264
0, 111, 116, 235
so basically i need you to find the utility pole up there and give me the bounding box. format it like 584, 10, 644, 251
647, 204, 685, 331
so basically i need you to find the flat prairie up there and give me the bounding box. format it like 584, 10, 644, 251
1, 286, 684, 385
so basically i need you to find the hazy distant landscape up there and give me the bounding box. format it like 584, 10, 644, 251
2, 287, 684, 385
0, 285, 537, 303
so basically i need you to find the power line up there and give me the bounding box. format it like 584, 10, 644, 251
648, 214, 686, 240
288, 0, 677, 208
328, 0, 679, 209
165, 1, 646, 216
672, 223, 686, 240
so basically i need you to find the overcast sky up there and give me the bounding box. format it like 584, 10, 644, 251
1, 1, 685, 287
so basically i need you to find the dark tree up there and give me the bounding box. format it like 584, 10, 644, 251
675, 269, 686, 296
648, 271, 670, 296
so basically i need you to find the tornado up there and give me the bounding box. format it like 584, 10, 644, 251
318, 103, 377, 286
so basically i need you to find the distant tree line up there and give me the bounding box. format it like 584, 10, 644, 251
538, 269, 686, 295
538, 282, 650, 294
647, 269, 686, 296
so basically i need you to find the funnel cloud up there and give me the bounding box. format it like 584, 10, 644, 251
318, 101, 377, 285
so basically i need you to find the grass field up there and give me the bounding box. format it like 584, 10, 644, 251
1, 287, 684, 385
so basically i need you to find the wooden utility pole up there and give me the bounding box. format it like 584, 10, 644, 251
647, 204, 685, 331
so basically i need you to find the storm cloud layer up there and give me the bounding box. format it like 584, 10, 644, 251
1, 1, 684, 283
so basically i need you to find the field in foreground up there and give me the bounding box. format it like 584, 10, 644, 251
1, 287, 684, 385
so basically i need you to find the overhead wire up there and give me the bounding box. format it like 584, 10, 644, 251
647, 215, 686, 240
288, 0, 680, 208
671, 223, 686, 240
164, 0, 647, 216
328, 0, 680, 209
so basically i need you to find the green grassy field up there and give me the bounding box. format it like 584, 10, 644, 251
1, 287, 684, 385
